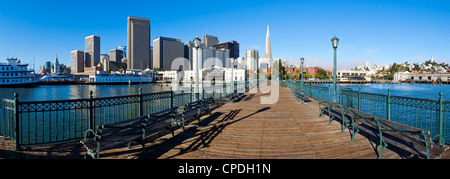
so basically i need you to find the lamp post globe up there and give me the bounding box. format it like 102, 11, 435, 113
193, 36, 201, 48
331, 35, 339, 103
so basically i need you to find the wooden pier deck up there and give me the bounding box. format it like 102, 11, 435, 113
2, 81, 448, 159
139, 82, 415, 159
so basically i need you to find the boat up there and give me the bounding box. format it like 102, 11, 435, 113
0, 57, 38, 87
88, 69, 157, 84
39, 73, 76, 85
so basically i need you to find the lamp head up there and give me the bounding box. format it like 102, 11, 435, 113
193, 36, 201, 48
331, 35, 339, 48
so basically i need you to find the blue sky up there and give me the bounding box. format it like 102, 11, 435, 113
1, 0, 449, 70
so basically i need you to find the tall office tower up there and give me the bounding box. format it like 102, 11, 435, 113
184, 41, 195, 69
110, 49, 124, 62
213, 40, 240, 59
198, 47, 229, 69
202, 34, 219, 48
153, 36, 185, 71
71, 50, 85, 73
116, 46, 126, 58
264, 25, 272, 59
85, 35, 100, 67
127, 16, 150, 70
245, 49, 259, 72
85, 51, 94, 68
53, 54, 60, 74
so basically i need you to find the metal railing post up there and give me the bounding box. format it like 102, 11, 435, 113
358, 87, 361, 111
387, 89, 391, 121
14, 93, 20, 150
139, 88, 144, 116
170, 87, 174, 108
438, 92, 444, 147
328, 84, 331, 101
89, 90, 94, 132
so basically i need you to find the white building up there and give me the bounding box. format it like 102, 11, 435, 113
337, 70, 371, 81
158, 70, 183, 82
183, 67, 246, 83
393, 72, 411, 82
394, 72, 450, 82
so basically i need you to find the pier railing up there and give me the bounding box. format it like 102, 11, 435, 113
288, 80, 449, 146
0, 81, 252, 149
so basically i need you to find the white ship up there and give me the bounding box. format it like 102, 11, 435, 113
40, 74, 75, 82
0, 58, 38, 86
88, 69, 157, 84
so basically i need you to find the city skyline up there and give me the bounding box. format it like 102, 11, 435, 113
1, 0, 450, 70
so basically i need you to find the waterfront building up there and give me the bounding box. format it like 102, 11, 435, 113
224, 68, 246, 82
152, 36, 185, 71
245, 49, 259, 72
71, 50, 84, 74
157, 70, 183, 82
110, 49, 124, 63
394, 72, 450, 83
53, 54, 60, 74
202, 34, 219, 48
0, 57, 37, 86
337, 70, 370, 81
127, 16, 151, 70
213, 40, 240, 59
85, 35, 100, 67
183, 67, 246, 83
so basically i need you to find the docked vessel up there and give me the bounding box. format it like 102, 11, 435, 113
0, 58, 38, 86
88, 69, 157, 84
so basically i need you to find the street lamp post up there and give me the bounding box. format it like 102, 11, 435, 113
300, 57, 305, 94
331, 35, 339, 103
193, 36, 201, 101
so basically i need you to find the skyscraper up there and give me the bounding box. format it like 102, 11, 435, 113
202, 34, 219, 48
127, 16, 150, 70
152, 36, 184, 71
85, 35, 100, 67
71, 50, 84, 73
109, 49, 124, 63
264, 25, 272, 59
213, 40, 240, 59
245, 49, 259, 72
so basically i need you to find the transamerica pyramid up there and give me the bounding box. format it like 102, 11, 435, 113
264, 25, 272, 59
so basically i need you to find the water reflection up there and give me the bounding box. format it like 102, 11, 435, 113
0, 83, 170, 101
328, 83, 450, 101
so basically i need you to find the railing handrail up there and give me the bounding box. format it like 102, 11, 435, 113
0, 81, 257, 149
288, 80, 448, 146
